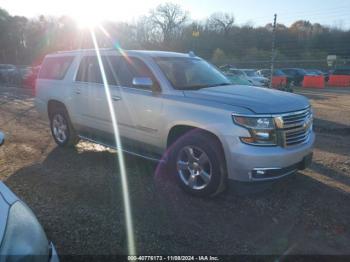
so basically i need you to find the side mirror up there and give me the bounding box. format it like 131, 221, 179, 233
132, 77, 153, 89
0, 132, 4, 146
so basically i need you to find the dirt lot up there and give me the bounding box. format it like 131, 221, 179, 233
0, 86, 349, 256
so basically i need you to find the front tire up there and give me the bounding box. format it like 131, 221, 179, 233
169, 130, 227, 197
50, 109, 79, 147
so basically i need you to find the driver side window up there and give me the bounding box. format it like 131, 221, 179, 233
106, 56, 159, 90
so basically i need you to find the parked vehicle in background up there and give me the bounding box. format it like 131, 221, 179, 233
280, 68, 308, 86
219, 64, 236, 73
242, 69, 270, 87
22, 66, 41, 89
332, 67, 350, 75
36, 49, 314, 197
0, 64, 16, 73
0, 131, 59, 261
305, 69, 329, 82
257, 68, 288, 79
18, 66, 32, 86
0, 131, 4, 146
0, 64, 18, 86
223, 69, 251, 85
305, 69, 323, 76
320, 70, 330, 82
257, 69, 294, 92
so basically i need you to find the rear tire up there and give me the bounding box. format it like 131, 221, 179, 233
50, 109, 79, 147
168, 130, 227, 197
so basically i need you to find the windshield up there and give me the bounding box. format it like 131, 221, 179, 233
297, 68, 308, 75
243, 70, 258, 77
154, 57, 230, 90
229, 69, 246, 77
274, 69, 285, 76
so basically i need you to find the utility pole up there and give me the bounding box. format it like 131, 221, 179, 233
270, 14, 277, 88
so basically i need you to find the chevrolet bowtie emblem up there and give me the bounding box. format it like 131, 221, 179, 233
274, 116, 284, 129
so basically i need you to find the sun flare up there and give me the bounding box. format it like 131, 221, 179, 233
69, 3, 106, 28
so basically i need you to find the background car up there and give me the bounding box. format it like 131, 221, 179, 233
226, 68, 266, 86
257, 69, 295, 92
280, 68, 308, 86
0, 64, 18, 86
305, 69, 323, 76
305, 69, 329, 82
0, 131, 58, 262
223, 68, 251, 85
22, 66, 41, 89
0, 131, 3, 146
242, 69, 270, 87
219, 64, 236, 73
257, 68, 288, 78
332, 67, 350, 76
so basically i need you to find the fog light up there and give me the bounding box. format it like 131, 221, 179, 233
255, 132, 270, 140
256, 170, 266, 175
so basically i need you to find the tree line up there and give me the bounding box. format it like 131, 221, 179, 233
0, 2, 349, 68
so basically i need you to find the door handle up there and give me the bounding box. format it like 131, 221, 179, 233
75, 90, 81, 94
112, 96, 121, 101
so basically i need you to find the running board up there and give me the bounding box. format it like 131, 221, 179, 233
78, 135, 166, 163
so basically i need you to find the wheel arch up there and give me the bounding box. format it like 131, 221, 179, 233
166, 124, 226, 157
47, 99, 68, 119
166, 124, 228, 196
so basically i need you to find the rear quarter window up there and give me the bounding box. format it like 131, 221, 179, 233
38, 56, 74, 80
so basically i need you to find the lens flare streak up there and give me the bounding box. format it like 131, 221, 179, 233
90, 28, 136, 255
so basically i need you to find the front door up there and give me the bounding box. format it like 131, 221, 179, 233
106, 55, 165, 156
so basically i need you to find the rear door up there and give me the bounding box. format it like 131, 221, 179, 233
73, 56, 121, 136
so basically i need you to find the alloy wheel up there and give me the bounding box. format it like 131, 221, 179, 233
176, 146, 212, 190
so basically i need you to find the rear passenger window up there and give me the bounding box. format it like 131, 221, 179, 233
38, 56, 73, 80
76, 56, 116, 85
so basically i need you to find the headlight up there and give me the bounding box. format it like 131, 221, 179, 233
232, 115, 277, 146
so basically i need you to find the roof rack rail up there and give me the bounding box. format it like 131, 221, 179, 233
55, 48, 117, 54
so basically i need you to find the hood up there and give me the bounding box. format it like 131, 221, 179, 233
184, 85, 309, 114
0, 194, 10, 245
0, 182, 17, 246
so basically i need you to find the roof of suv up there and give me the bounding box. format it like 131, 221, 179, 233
48, 49, 193, 58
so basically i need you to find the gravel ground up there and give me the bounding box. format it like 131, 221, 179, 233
0, 86, 349, 256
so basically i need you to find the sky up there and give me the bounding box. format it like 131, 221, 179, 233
0, 0, 349, 29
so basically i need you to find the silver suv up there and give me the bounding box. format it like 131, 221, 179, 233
35, 49, 314, 196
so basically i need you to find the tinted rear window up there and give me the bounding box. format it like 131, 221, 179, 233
38, 56, 74, 80
75, 56, 118, 85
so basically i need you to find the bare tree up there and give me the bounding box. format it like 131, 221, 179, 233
136, 16, 163, 45
207, 12, 234, 36
150, 2, 188, 44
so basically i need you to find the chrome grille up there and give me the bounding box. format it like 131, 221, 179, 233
281, 107, 313, 146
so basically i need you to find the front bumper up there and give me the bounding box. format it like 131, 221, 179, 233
225, 132, 315, 182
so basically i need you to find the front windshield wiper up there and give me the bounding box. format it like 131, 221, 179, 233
180, 82, 231, 90
180, 84, 212, 90
208, 82, 231, 87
